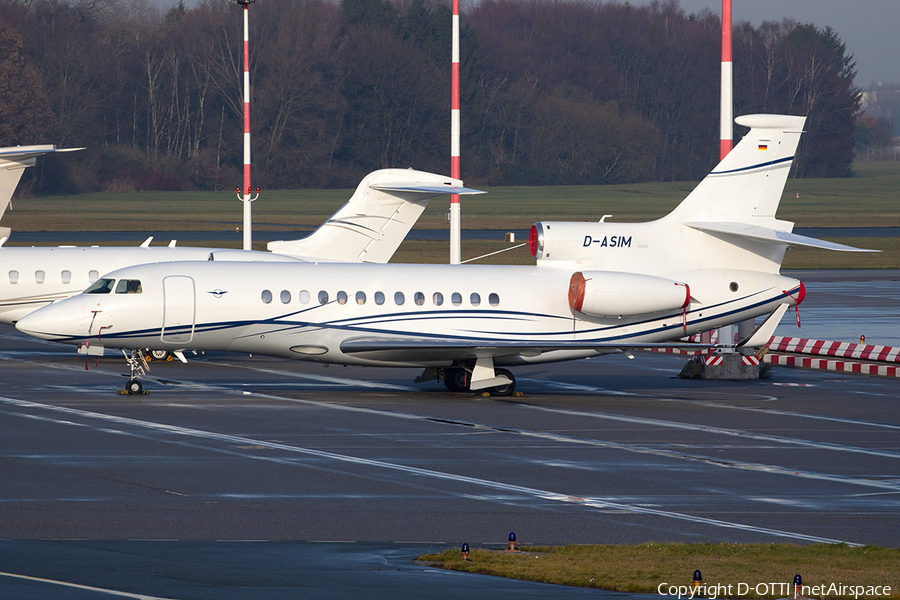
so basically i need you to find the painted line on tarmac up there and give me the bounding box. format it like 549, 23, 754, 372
652, 396, 900, 431
206, 361, 419, 391
0, 570, 179, 599
257, 395, 900, 493
0, 395, 860, 547
520, 404, 900, 461
109, 379, 900, 494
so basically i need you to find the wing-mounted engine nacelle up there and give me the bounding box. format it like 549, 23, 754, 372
567, 271, 690, 318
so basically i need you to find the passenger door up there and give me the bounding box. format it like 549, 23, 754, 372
162, 276, 195, 344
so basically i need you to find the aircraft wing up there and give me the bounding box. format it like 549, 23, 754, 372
339, 336, 712, 364
685, 221, 880, 252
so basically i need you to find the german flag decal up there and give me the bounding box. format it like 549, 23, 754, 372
758, 144, 768, 151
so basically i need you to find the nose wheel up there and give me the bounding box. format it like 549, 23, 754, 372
119, 349, 150, 395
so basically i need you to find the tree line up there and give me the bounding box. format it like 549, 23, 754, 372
0, 0, 861, 193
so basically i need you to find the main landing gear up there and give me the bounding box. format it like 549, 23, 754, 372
119, 349, 150, 395
441, 366, 516, 396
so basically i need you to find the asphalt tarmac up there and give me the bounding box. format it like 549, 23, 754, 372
1, 271, 897, 598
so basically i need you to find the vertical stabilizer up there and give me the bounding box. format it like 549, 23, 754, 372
670, 114, 806, 226
0, 145, 83, 231
267, 168, 484, 263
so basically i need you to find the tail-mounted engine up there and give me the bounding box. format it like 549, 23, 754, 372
530, 221, 639, 269
567, 271, 690, 318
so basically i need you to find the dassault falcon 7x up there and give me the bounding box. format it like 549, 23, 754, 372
1, 151, 481, 330
17, 115, 875, 394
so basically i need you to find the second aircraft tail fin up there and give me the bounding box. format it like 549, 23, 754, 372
268, 168, 485, 263
0, 145, 84, 243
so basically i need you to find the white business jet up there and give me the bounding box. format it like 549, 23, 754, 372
0, 147, 482, 331
16, 115, 876, 395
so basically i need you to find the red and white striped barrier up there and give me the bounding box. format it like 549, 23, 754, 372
764, 354, 900, 378
766, 336, 900, 365
641, 335, 900, 378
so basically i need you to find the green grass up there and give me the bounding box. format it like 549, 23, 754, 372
4, 161, 898, 267
419, 543, 900, 597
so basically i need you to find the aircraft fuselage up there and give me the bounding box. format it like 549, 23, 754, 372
16, 261, 802, 368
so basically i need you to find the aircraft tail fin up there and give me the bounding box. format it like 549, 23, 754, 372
0, 145, 84, 231
670, 114, 806, 225
268, 168, 485, 263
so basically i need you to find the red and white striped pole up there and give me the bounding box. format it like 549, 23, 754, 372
232, 0, 257, 251
720, 0, 733, 160
241, 1, 253, 250
449, 0, 461, 264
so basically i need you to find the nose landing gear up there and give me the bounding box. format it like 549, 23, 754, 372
118, 349, 150, 395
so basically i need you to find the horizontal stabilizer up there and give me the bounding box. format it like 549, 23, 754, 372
369, 183, 485, 197
685, 221, 880, 253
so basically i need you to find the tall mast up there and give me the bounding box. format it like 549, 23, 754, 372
720, 0, 733, 159
232, 0, 258, 251
449, 0, 461, 264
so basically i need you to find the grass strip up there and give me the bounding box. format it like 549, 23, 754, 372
418, 543, 900, 597
5, 162, 899, 232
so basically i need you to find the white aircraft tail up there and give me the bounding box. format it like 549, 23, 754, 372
268, 168, 484, 263
0, 145, 84, 243
674, 114, 877, 256
531, 114, 876, 275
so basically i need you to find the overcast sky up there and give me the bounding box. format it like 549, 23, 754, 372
632, 0, 899, 88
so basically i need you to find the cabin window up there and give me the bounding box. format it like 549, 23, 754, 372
470, 293, 481, 306
299, 290, 310, 304
356, 291, 366, 305
318, 290, 328, 305
261, 289, 273, 304
337, 291, 348, 305
61, 270, 71, 284
394, 291, 405, 305
414, 292, 425, 306
433, 292, 443, 306
89, 270, 99, 283
86, 278, 115, 294
115, 279, 143, 294
35, 270, 45, 284
489, 293, 500, 307
374, 291, 385, 305
8, 270, 18, 284
280, 290, 291, 304
451, 292, 462, 306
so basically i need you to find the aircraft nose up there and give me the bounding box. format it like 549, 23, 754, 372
15, 296, 86, 341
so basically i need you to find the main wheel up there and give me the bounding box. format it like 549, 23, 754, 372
443, 368, 469, 392
126, 379, 143, 395
150, 350, 168, 360
490, 368, 516, 396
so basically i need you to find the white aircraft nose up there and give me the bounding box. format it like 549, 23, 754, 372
15, 296, 87, 341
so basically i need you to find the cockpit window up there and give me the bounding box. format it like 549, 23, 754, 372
85, 278, 115, 294
115, 279, 143, 294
